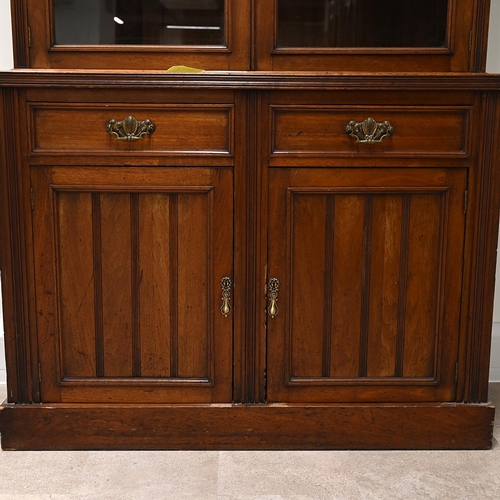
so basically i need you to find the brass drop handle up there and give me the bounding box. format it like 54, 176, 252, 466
267, 278, 280, 318
106, 115, 156, 141
220, 277, 232, 317
345, 117, 394, 144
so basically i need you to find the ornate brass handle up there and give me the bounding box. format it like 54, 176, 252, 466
345, 117, 394, 144
220, 277, 232, 317
106, 115, 156, 141
267, 278, 280, 318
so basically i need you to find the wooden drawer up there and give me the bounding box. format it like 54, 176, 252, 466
30, 104, 233, 156
271, 106, 471, 158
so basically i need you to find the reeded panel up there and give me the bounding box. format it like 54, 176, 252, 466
288, 192, 441, 380
267, 168, 467, 403
57, 190, 211, 380
277, 0, 448, 48
54, 0, 226, 46
32, 166, 233, 403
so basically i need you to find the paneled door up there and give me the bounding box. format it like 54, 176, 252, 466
31, 166, 233, 403
267, 168, 467, 403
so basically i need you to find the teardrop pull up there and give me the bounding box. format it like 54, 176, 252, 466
267, 278, 280, 318
220, 277, 232, 317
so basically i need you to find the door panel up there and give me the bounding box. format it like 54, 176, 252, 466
57, 191, 96, 378
267, 168, 466, 403
99, 193, 134, 377
255, 0, 475, 71
275, 0, 448, 49
32, 167, 233, 403
27, 0, 251, 69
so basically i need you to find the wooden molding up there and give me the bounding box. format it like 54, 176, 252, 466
471, 0, 492, 72
0, 402, 494, 450
10, 0, 29, 68
0, 71, 499, 91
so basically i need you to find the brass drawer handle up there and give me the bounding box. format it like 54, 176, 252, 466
220, 277, 232, 317
267, 278, 280, 318
106, 115, 156, 141
345, 117, 394, 144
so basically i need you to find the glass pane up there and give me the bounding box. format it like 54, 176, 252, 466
54, 0, 225, 46
277, 0, 448, 48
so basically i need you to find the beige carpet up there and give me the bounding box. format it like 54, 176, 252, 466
0, 384, 498, 499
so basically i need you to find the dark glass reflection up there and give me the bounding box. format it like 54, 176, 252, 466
277, 0, 448, 48
54, 0, 225, 46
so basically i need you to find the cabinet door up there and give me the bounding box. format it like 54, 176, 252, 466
255, 0, 481, 71
32, 166, 233, 403
267, 168, 467, 403
24, 0, 250, 69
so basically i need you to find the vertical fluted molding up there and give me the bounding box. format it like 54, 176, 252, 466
1, 88, 32, 402
468, 92, 500, 402
10, 0, 29, 68
471, 0, 492, 72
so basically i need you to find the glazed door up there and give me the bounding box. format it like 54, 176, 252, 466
267, 168, 467, 403
31, 166, 233, 403
255, 0, 477, 71
25, 0, 250, 69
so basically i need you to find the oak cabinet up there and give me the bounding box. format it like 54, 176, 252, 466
1, 0, 500, 450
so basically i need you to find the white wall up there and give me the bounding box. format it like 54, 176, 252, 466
0, 1, 500, 383
487, 0, 500, 74
0, 1, 13, 69
0, 0, 13, 384
486, 0, 500, 382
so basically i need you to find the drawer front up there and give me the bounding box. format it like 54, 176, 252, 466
271, 106, 471, 158
30, 104, 233, 155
